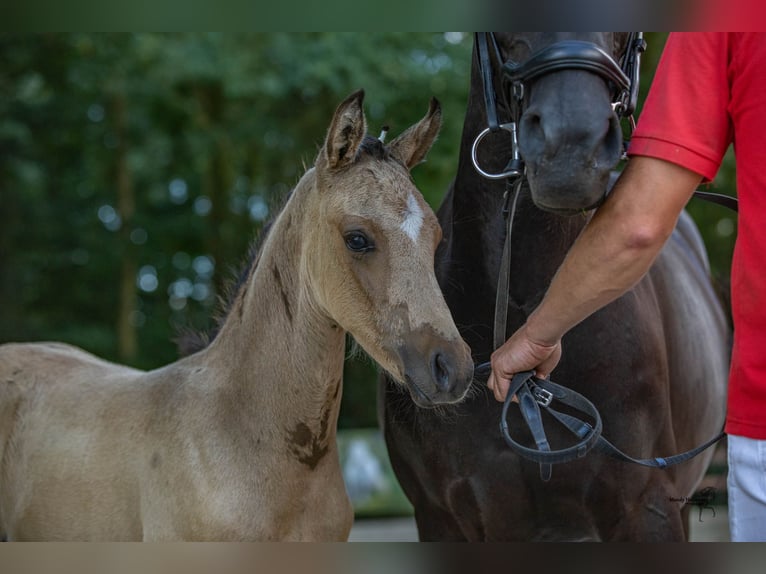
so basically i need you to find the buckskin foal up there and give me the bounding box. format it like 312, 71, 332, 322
0, 90, 473, 541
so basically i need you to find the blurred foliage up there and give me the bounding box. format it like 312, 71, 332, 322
0, 32, 473, 428
337, 428, 414, 517
0, 33, 737, 429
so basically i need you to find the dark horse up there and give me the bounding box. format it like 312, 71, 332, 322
380, 33, 729, 541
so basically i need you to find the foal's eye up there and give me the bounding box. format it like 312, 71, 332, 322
344, 231, 374, 253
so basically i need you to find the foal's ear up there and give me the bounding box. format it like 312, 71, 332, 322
319, 89, 367, 172
389, 98, 442, 170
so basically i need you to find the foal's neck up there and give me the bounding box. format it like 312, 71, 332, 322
202, 175, 346, 439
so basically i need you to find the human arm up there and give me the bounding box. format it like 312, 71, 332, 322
487, 155, 703, 402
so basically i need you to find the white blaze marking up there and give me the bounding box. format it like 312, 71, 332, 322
400, 192, 424, 243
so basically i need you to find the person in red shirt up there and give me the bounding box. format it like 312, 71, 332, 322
487, 33, 766, 542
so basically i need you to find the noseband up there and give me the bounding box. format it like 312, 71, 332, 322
504, 38, 638, 116
471, 32, 645, 180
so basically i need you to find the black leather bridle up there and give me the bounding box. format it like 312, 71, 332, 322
503, 34, 644, 118
472, 32, 646, 180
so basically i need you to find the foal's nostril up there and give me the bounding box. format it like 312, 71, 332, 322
431, 352, 453, 392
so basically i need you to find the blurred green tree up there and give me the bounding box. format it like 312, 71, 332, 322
0, 33, 473, 427
0, 33, 737, 429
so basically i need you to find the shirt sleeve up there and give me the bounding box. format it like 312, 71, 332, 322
628, 33, 733, 182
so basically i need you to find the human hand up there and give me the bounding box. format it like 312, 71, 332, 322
487, 324, 562, 402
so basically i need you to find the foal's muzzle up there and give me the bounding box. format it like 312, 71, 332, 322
397, 332, 473, 408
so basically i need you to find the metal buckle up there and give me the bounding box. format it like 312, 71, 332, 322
531, 385, 553, 407
471, 122, 523, 180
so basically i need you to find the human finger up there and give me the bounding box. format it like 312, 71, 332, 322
488, 370, 512, 402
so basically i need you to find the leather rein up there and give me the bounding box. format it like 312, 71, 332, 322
471, 33, 737, 481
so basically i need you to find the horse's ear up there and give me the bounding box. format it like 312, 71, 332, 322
389, 98, 442, 170
319, 89, 367, 172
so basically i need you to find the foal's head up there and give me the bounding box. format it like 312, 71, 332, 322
304, 90, 473, 407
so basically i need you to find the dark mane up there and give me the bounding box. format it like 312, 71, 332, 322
175, 198, 283, 357
358, 135, 390, 161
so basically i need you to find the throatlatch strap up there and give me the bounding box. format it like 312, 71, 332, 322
476, 32, 501, 133
692, 190, 739, 213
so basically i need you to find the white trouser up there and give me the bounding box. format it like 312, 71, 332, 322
727, 434, 766, 541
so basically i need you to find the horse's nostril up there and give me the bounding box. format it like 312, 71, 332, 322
431, 352, 452, 392
519, 109, 546, 160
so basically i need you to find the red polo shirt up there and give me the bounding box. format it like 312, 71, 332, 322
629, 32, 766, 439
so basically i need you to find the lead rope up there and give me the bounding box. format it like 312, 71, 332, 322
493, 177, 523, 351
492, 175, 563, 481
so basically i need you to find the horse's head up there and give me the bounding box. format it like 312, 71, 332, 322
304, 90, 473, 407
494, 32, 634, 213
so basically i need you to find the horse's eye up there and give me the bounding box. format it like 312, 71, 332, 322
344, 231, 373, 253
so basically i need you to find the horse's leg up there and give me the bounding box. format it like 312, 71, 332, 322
384, 454, 468, 541
413, 502, 468, 541
408, 473, 489, 540
384, 438, 469, 541
609, 479, 687, 541
380, 395, 468, 540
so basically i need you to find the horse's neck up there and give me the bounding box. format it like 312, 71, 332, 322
508, 192, 588, 308
201, 179, 346, 442
449, 168, 587, 310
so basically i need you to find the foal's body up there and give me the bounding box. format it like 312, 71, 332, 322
0, 214, 350, 540
1, 344, 351, 541
0, 91, 473, 541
